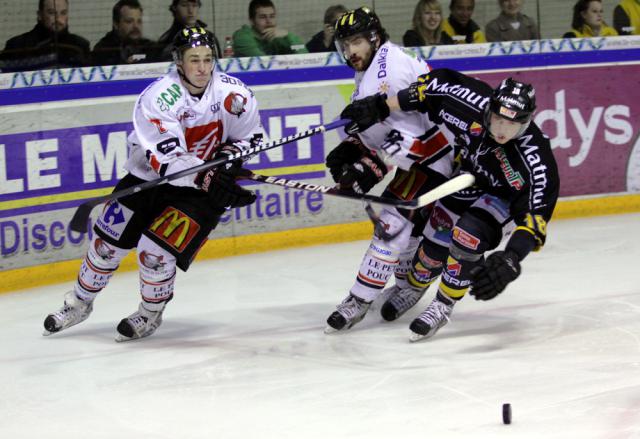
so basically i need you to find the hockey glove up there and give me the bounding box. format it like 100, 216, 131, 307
337, 153, 388, 194
470, 250, 521, 301
196, 167, 256, 208
325, 139, 365, 183
340, 93, 391, 135
212, 142, 246, 176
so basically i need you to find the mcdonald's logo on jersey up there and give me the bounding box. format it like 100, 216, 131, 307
149, 207, 200, 252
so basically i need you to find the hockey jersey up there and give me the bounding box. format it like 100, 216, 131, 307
352, 41, 453, 177
125, 70, 262, 187
398, 68, 560, 256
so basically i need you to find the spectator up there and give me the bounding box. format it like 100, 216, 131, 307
403, 0, 454, 46
563, 0, 618, 37
92, 0, 159, 66
232, 0, 308, 56
1, 0, 89, 71
441, 0, 486, 44
157, 0, 221, 60
305, 4, 348, 53
485, 0, 539, 42
613, 0, 640, 35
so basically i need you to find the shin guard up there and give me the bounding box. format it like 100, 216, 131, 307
75, 237, 129, 302
350, 209, 412, 302
137, 235, 176, 312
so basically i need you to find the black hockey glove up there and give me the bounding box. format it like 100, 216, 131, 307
470, 250, 521, 301
212, 142, 245, 176
196, 167, 256, 208
325, 139, 365, 183
340, 93, 391, 135
337, 154, 387, 194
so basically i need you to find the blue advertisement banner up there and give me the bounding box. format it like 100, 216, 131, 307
0, 105, 327, 219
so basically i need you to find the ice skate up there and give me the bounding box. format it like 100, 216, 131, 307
380, 286, 426, 322
325, 294, 371, 333
115, 302, 165, 342
43, 291, 93, 335
409, 296, 455, 342
370, 284, 399, 312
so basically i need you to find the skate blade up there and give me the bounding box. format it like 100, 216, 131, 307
324, 325, 340, 334
409, 331, 427, 342
115, 334, 138, 343
42, 329, 54, 336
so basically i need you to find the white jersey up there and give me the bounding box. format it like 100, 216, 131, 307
125, 70, 262, 187
352, 41, 453, 176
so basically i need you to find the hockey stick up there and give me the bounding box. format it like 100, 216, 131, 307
69, 119, 348, 233
239, 171, 476, 210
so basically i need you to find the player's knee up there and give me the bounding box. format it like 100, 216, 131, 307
136, 236, 177, 305
408, 239, 447, 289
86, 236, 129, 270
450, 213, 501, 260
372, 208, 412, 252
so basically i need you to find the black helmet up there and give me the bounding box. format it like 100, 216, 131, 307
488, 78, 536, 124
334, 7, 388, 44
172, 26, 218, 62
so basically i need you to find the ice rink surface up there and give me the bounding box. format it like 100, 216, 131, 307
2, 213, 640, 439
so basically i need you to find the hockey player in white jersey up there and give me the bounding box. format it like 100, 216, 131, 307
324, 7, 454, 332
43, 27, 262, 341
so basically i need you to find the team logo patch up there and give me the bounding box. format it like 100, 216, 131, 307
499, 106, 517, 119
378, 81, 390, 95
224, 92, 247, 117
149, 207, 200, 252
413, 262, 432, 282
96, 201, 134, 240
446, 261, 461, 277
430, 206, 453, 232
430, 206, 454, 243
149, 118, 167, 134
139, 251, 166, 270
178, 109, 196, 121
452, 227, 480, 250
185, 120, 222, 159
418, 247, 443, 268
94, 238, 116, 260
469, 122, 483, 136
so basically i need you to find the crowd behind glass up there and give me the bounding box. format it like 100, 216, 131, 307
0, 0, 638, 73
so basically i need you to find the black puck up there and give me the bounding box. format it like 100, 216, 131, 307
502, 403, 512, 424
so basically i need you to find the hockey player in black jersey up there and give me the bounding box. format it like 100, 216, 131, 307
339, 69, 560, 341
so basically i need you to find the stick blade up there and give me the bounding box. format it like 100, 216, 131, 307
69, 203, 96, 233
415, 173, 476, 208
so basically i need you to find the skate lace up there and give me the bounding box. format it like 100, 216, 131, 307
55, 300, 86, 321
417, 300, 452, 326
127, 314, 150, 331
336, 296, 366, 319
390, 288, 424, 311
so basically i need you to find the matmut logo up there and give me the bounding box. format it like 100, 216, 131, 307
185, 120, 223, 160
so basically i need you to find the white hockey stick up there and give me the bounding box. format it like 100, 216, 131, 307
241, 172, 476, 210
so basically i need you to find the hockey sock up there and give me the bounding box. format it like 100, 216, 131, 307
350, 208, 412, 302
137, 235, 176, 312
393, 235, 421, 290
75, 237, 130, 302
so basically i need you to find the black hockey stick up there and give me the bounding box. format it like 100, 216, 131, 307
239, 171, 476, 211
69, 119, 348, 233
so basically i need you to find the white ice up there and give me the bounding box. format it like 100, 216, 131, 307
1, 213, 640, 439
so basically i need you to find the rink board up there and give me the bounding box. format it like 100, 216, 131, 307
1, 37, 639, 291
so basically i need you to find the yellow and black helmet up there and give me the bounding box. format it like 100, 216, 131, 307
172, 26, 218, 62
334, 7, 387, 44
